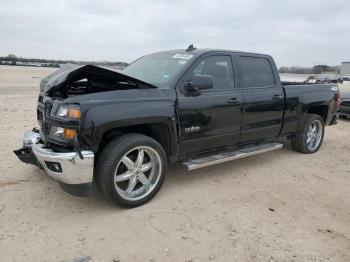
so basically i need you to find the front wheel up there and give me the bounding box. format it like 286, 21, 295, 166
96, 134, 167, 207
291, 114, 325, 154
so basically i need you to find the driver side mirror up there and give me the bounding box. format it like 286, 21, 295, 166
184, 75, 213, 93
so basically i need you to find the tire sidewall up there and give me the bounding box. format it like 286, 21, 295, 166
300, 114, 325, 153
97, 134, 167, 207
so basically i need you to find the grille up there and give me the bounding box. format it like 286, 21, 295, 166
38, 95, 43, 103
45, 102, 53, 116
41, 122, 50, 136
37, 109, 49, 137
37, 110, 43, 121
37, 99, 53, 139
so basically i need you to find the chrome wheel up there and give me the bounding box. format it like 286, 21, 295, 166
306, 119, 323, 151
114, 146, 162, 201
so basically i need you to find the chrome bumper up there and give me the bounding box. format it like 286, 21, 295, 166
21, 130, 94, 185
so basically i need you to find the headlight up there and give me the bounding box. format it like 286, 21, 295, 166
49, 103, 80, 140
49, 126, 77, 140
49, 126, 64, 140
52, 104, 81, 120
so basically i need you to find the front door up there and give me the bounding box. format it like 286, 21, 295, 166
176, 54, 242, 155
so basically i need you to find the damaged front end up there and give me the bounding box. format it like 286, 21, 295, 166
14, 129, 41, 166
14, 64, 151, 196
14, 128, 95, 196
36, 64, 156, 150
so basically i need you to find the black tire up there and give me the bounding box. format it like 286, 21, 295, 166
96, 133, 167, 207
338, 115, 347, 119
291, 114, 325, 154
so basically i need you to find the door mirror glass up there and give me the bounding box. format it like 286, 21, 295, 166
185, 75, 213, 92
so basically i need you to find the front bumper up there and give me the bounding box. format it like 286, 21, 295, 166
14, 130, 95, 196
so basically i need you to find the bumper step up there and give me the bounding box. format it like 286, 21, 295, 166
182, 142, 283, 171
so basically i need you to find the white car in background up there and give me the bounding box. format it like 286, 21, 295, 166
305, 75, 317, 83
341, 75, 350, 83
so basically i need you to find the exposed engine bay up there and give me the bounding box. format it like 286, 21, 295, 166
41, 64, 156, 98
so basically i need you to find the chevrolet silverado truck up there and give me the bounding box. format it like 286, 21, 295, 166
14, 46, 340, 207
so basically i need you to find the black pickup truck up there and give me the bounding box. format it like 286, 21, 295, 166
15, 47, 340, 207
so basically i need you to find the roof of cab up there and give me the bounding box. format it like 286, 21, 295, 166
149, 48, 272, 58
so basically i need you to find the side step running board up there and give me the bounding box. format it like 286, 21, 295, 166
182, 143, 283, 171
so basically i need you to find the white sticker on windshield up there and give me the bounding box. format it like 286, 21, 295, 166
331, 86, 338, 91
172, 54, 193, 60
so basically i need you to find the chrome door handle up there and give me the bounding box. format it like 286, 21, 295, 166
272, 95, 283, 100
227, 97, 239, 104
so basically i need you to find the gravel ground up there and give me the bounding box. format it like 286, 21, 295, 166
0, 65, 349, 262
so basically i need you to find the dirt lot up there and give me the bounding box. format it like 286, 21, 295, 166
0, 65, 349, 262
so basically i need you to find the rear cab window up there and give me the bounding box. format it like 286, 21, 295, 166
238, 56, 275, 88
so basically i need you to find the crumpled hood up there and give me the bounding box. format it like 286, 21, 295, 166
40, 64, 156, 94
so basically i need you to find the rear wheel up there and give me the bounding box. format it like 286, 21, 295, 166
291, 114, 325, 154
96, 134, 167, 207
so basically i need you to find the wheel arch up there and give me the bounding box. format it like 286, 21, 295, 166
307, 105, 328, 123
97, 122, 175, 162
297, 103, 329, 131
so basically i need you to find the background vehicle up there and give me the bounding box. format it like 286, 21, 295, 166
304, 75, 317, 83
338, 90, 350, 119
342, 75, 350, 83
14, 47, 340, 207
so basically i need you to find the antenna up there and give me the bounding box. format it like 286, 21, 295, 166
186, 44, 196, 52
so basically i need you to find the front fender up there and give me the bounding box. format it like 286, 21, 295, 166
80, 99, 177, 153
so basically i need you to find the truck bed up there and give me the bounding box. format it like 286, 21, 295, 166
282, 81, 333, 87
282, 82, 337, 90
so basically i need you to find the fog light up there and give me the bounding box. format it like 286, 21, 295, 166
45, 161, 62, 173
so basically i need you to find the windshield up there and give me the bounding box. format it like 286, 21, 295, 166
122, 52, 194, 88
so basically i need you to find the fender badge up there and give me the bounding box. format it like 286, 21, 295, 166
185, 126, 200, 133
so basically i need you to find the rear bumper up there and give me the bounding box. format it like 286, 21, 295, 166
14, 130, 95, 196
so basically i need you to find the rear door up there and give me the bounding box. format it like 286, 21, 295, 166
176, 53, 242, 155
237, 55, 284, 142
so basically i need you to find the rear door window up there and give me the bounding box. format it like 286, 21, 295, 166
238, 56, 275, 88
